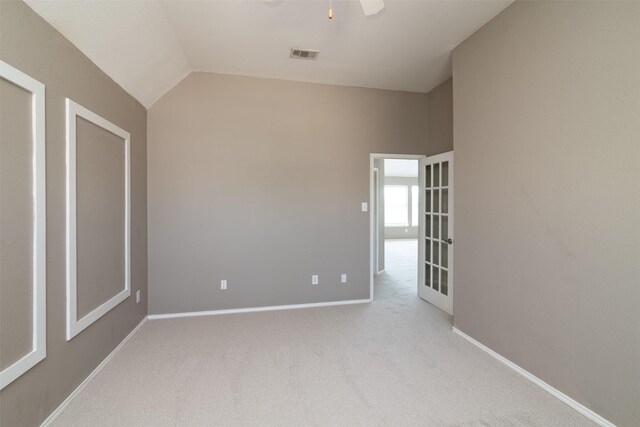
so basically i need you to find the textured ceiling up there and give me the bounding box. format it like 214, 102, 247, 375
26, 0, 513, 108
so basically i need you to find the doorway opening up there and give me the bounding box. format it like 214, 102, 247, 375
369, 154, 423, 301
369, 152, 455, 315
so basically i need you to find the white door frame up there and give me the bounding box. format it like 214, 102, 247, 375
369, 153, 425, 300
373, 168, 380, 275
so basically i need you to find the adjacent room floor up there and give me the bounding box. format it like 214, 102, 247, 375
382, 238, 418, 289
53, 242, 593, 426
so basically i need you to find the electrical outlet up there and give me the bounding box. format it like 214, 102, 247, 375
220, 280, 227, 290
361, 202, 368, 212
341, 274, 347, 284
136, 290, 141, 303
312, 275, 319, 285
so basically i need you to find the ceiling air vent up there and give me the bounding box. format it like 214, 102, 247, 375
290, 48, 319, 60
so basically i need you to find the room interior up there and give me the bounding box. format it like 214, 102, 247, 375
373, 158, 420, 295
0, 1, 638, 426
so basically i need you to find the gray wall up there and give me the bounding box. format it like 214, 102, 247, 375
148, 72, 429, 314
0, 2, 147, 426
426, 78, 453, 156
452, 1, 640, 426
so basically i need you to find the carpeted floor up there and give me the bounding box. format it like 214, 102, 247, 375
53, 239, 592, 426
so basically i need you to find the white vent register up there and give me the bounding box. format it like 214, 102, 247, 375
290, 48, 319, 60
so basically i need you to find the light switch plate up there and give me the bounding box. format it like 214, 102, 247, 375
361, 202, 368, 212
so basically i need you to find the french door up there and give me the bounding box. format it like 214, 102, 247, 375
418, 151, 454, 314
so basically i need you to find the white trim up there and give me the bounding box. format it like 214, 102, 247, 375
452, 327, 615, 427
369, 154, 425, 301
148, 299, 371, 320
373, 168, 380, 275
40, 317, 147, 427
0, 60, 47, 390
65, 99, 131, 341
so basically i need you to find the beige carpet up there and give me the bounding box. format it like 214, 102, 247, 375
54, 240, 593, 426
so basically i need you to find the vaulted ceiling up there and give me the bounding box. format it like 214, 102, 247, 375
25, 0, 513, 108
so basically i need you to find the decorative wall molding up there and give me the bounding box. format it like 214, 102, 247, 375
65, 99, 131, 340
0, 60, 47, 390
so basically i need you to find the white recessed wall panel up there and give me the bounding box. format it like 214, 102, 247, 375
0, 60, 46, 390
66, 99, 130, 341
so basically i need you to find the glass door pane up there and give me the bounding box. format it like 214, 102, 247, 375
418, 152, 453, 315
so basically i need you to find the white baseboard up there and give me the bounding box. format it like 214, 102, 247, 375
148, 299, 372, 320
452, 327, 615, 427
41, 316, 148, 427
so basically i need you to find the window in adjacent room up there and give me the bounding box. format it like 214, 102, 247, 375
384, 185, 409, 226
411, 185, 419, 227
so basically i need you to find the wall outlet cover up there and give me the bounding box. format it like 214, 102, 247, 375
341, 274, 347, 284
136, 290, 141, 303
361, 202, 368, 212
312, 275, 319, 285
220, 280, 227, 290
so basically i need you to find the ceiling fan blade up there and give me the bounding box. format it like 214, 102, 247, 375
359, 0, 384, 16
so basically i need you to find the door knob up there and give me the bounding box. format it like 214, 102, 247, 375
441, 238, 453, 244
